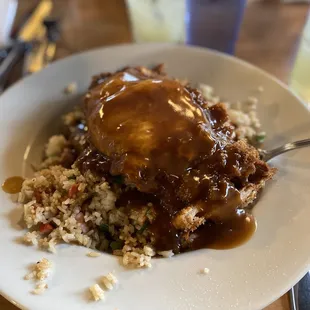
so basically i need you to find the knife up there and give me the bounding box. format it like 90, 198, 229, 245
0, 0, 53, 90
289, 271, 310, 310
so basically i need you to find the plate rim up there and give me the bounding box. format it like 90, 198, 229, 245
0, 42, 309, 310
1, 42, 308, 112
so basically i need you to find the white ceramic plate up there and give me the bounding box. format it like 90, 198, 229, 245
0, 44, 310, 310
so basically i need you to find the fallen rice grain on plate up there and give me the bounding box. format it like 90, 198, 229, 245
87, 251, 101, 257
158, 250, 174, 258
101, 272, 118, 290
25, 258, 52, 294
89, 284, 105, 301
30, 258, 52, 281
63, 82, 77, 95
32, 282, 48, 295
201, 267, 210, 274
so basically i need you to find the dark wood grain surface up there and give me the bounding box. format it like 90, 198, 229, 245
1, 0, 309, 309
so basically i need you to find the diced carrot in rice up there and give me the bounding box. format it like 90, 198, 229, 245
39, 223, 54, 234
68, 184, 79, 198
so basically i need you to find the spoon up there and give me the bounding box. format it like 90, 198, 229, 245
259, 138, 310, 310
258, 138, 310, 162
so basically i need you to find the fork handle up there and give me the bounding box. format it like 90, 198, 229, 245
289, 272, 310, 310
264, 138, 310, 161
0, 42, 27, 91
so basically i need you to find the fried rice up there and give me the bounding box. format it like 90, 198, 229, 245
18, 74, 267, 269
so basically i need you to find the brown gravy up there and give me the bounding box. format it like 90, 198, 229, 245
74, 67, 272, 252
189, 209, 257, 250
2, 176, 24, 194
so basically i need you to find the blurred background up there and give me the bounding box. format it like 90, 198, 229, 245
0, 0, 309, 309
0, 0, 309, 102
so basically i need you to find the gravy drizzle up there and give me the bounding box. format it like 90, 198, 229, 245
2, 176, 24, 194
81, 70, 264, 251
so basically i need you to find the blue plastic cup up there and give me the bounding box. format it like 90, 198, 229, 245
186, 0, 247, 54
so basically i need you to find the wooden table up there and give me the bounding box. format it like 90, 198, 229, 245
1, 0, 309, 309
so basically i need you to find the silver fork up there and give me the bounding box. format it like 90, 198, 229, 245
259, 138, 310, 310
258, 138, 310, 162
